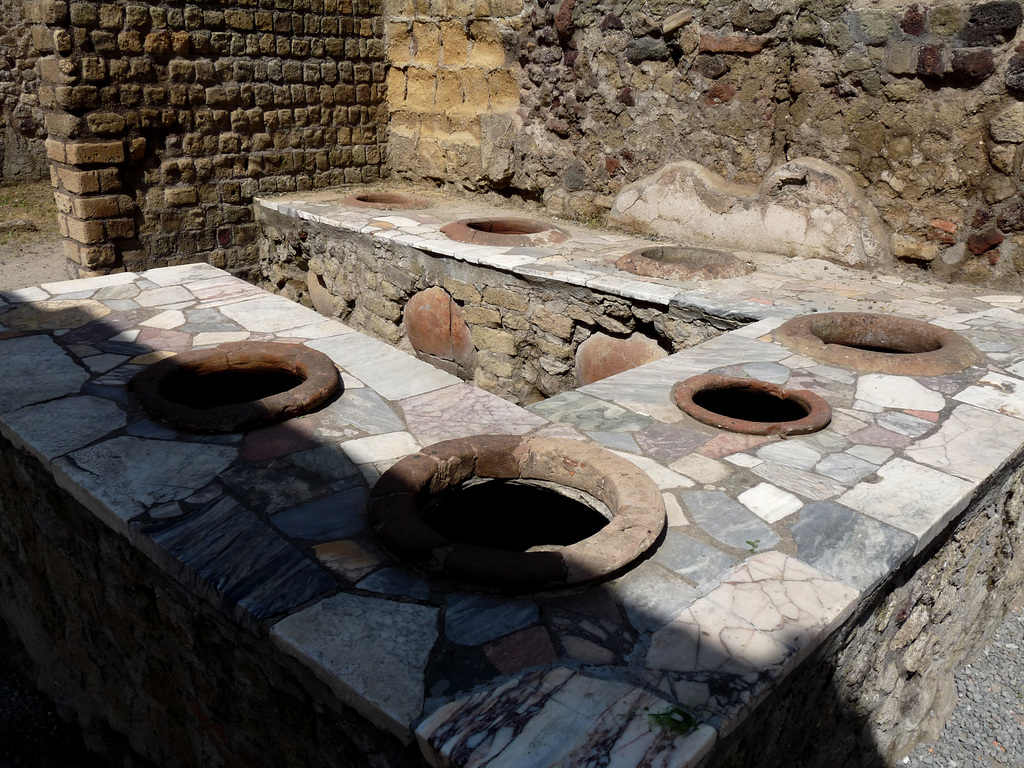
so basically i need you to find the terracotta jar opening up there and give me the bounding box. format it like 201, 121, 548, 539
130, 341, 341, 434
340, 191, 428, 210
772, 312, 982, 375
616, 245, 752, 281
441, 217, 570, 247
368, 435, 665, 593
673, 374, 831, 436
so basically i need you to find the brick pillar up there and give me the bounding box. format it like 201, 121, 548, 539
45, 135, 142, 276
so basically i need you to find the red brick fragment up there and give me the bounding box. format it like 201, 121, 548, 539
699, 34, 769, 54
929, 219, 958, 234
967, 227, 1004, 255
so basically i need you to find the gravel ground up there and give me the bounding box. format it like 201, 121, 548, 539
904, 601, 1024, 768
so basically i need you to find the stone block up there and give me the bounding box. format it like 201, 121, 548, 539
405, 68, 435, 110
443, 278, 481, 303
440, 21, 469, 66
105, 218, 135, 239
951, 48, 994, 80
413, 22, 439, 67
531, 305, 574, 339
467, 21, 505, 69
57, 168, 100, 194
72, 195, 120, 219
86, 113, 127, 135
386, 23, 411, 66
487, 69, 518, 109
463, 306, 500, 326
98, 3, 123, 28
64, 216, 105, 244
165, 186, 198, 206
884, 42, 919, 74
471, 326, 517, 355
65, 141, 124, 166
990, 102, 1024, 143
46, 138, 67, 162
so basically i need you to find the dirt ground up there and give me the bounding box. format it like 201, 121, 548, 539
0, 180, 74, 290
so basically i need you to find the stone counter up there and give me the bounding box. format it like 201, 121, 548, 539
1, 257, 1024, 766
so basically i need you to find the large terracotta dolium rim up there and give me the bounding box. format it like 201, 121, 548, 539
441, 217, 571, 247
129, 341, 341, 434
368, 435, 666, 593
673, 374, 832, 436
772, 312, 983, 375
339, 191, 429, 210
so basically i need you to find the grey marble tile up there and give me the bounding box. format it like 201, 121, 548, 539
838, 458, 973, 548
314, 388, 405, 436
55, 436, 237, 534
528, 391, 654, 432
308, 333, 459, 400
751, 462, 846, 502
357, 567, 430, 600
0, 335, 89, 414
681, 491, 781, 552
652, 530, 738, 589
286, 444, 363, 483
585, 430, 642, 453
445, 592, 539, 646
607, 561, 701, 633
814, 453, 877, 486
140, 495, 336, 627
905, 403, 1024, 482
272, 592, 438, 741
219, 293, 324, 332
270, 486, 368, 541
790, 501, 917, 591
0, 395, 125, 465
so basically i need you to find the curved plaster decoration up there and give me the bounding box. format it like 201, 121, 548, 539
609, 158, 892, 271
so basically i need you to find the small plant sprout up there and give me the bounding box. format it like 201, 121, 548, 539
648, 706, 699, 735
746, 539, 760, 553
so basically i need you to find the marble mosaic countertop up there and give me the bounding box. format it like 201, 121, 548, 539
2, 253, 1024, 768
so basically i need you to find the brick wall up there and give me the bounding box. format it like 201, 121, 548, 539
0, 0, 47, 182
28, 0, 387, 276
383, 0, 524, 189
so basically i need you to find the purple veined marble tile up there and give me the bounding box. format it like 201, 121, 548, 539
417, 667, 717, 768
848, 425, 913, 449
635, 421, 714, 463
400, 383, 548, 444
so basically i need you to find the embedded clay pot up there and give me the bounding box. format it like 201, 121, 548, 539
441, 218, 570, 247
130, 341, 340, 434
368, 435, 665, 593
772, 312, 982, 375
673, 374, 831, 436
616, 245, 752, 281
339, 191, 429, 210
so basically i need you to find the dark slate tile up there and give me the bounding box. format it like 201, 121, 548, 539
127, 420, 180, 440
444, 592, 538, 646
270, 485, 369, 541
220, 464, 329, 515
141, 495, 337, 625
61, 309, 154, 345
791, 501, 917, 591
357, 567, 430, 600
96, 340, 152, 356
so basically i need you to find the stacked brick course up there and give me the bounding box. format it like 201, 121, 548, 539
26, 0, 386, 276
